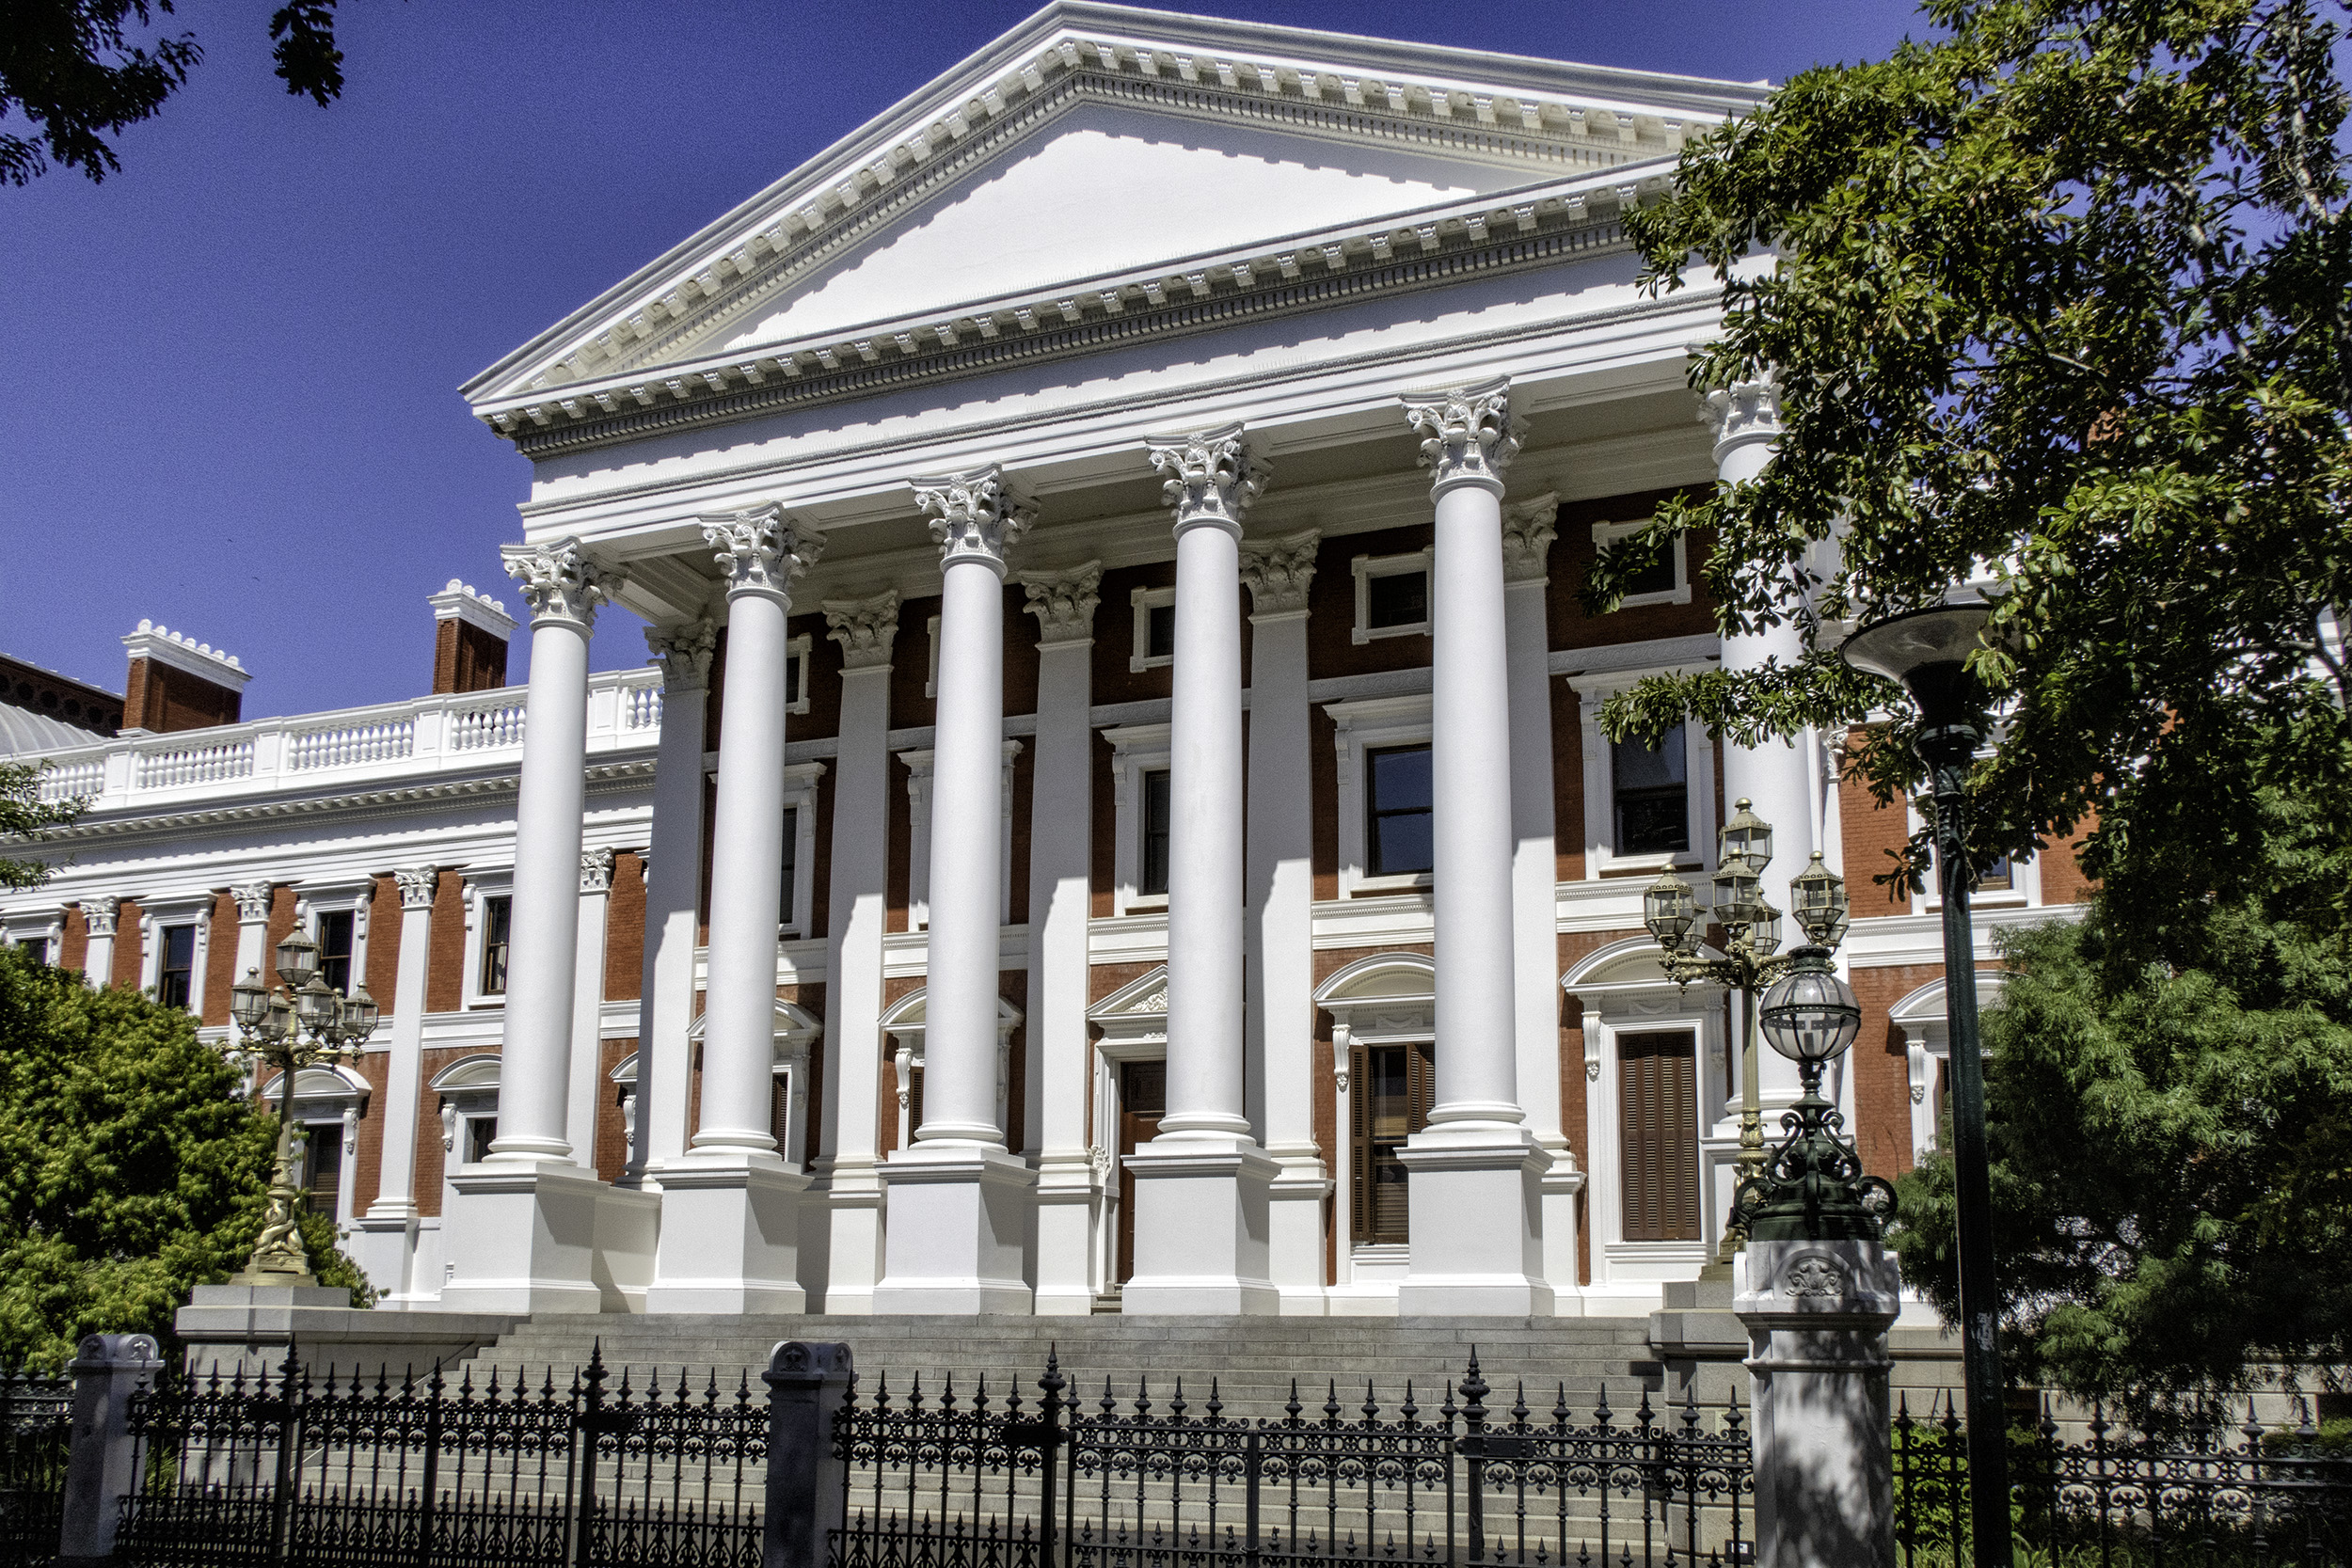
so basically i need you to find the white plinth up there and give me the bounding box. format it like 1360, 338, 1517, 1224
873, 1144, 1035, 1314
1394, 1126, 1553, 1317
644, 1154, 811, 1314
441, 1160, 652, 1314
1032, 1149, 1101, 1316
1735, 1237, 1902, 1568
1122, 1136, 1279, 1315
1266, 1148, 1332, 1316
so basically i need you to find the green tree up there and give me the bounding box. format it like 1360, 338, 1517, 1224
0, 945, 367, 1369
0, 760, 84, 890
3, 0, 349, 185
1599, 0, 2352, 928
1892, 767, 2352, 1420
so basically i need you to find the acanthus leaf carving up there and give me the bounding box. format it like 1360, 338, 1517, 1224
823, 589, 903, 670
1403, 377, 1520, 495
82, 895, 119, 938
230, 881, 275, 923
1021, 561, 1103, 646
1238, 527, 1320, 615
913, 466, 1030, 571
393, 867, 438, 911
702, 504, 822, 601
1146, 422, 1264, 536
500, 536, 610, 628
1502, 494, 1559, 583
645, 618, 719, 692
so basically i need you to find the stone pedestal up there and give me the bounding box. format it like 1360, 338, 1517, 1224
1734, 1237, 1902, 1568
873, 1145, 1035, 1314
439, 1160, 656, 1314
1032, 1149, 1101, 1315
1121, 1137, 1279, 1315
176, 1285, 519, 1377
645, 1154, 810, 1313
1394, 1128, 1553, 1316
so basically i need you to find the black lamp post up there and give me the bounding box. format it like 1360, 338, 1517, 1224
1841, 602, 2012, 1568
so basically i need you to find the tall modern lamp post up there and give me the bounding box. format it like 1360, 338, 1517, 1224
226, 931, 381, 1286
1643, 800, 1853, 1261
1841, 601, 2012, 1568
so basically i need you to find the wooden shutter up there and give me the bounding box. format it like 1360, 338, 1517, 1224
1349, 1042, 1435, 1245
1617, 1031, 1700, 1242
771, 1075, 792, 1147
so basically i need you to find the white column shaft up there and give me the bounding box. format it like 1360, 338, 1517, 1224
1029, 638, 1094, 1154
920, 559, 1009, 1145
635, 683, 707, 1177
370, 892, 436, 1216
231, 912, 268, 994
1504, 577, 1562, 1141
1163, 517, 1248, 1136
697, 589, 793, 1156
567, 878, 612, 1167
817, 657, 895, 1308
495, 615, 592, 1162
1430, 479, 1523, 1125
1247, 610, 1317, 1151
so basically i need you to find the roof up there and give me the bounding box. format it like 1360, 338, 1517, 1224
0, 702, 96, 759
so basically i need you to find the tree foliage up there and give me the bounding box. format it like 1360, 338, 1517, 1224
2, 0, 350, 186
0, 760, 84, 891
1604, 0, 2352, 919
1891, 766, 2352, 1421
0, 946, 367, 1369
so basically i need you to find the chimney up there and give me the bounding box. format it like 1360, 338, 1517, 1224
429, 580, 516, 694
120, 621, 250, 735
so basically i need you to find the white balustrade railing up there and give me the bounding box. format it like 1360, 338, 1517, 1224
18, 668, 660, 814
287, 718, 417, 771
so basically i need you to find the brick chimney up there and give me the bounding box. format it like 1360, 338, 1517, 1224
428, 580, 516, 694
120, 621, 250, 734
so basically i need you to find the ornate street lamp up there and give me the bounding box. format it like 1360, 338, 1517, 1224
1643, 800, 1852, 1262
1842, 600, 2012, 1568
1733, 949, 1893, 1241
223, 942, 381, 1286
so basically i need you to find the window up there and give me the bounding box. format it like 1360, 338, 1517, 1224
785, 633, 812, 715
1613, 724, 1690, 856
1589, 520, 1690, 609
478, 895, 512, 996
771, 1074, 793, 1148
16, 937, 48, 967
779, 806, 800, 925
1139, 769, 1172, 896
1351, 552, 1433, 643
315, 910, 355, 993
1129, 587, 1177, 672
1349, 1042, 1434, 1244
301, 1123, 343, 1218
1978, 853, 2014, 893
1366, 746, 1433, 877
1618, 1031, 1700, 1242
466, 1116, 499, 1164
156, 924, 196, 1009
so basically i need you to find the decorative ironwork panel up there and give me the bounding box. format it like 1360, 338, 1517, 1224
0, 1366, 74, 1567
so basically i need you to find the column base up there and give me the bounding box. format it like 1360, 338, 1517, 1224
873, 1143, 1035, 1315
1535, 1135, 1588, 1316
644, 1153, 809, 1314
1394, 1126, 1553, 1317
1266, 1145, 1331, 1316
1033, 1148, 1102, 1316
442, 1160, 653, 1315
817, 1156, 884, 1316
1123, 1134, 1279, 1315
348, 1210, 420, 1301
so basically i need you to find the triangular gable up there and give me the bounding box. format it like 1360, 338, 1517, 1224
465, 3, 1767, 436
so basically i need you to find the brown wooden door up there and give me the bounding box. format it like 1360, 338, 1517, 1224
1349, 1042, 1436, 1245
1115, 1061, 1165, 1284
1618, 1031, 1701, 1242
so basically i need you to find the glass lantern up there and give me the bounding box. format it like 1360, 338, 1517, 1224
1718, 797, 1773, 873
1759, 964, 1863, 1065
294, 973, 342, 1032
342, 984, 382, 1043
1644, 869, 1698, 949
274, 929, 320, 990
230, 968, 273, 1032
1712, 860, 1763, 930
1746, 901, 1785, 958
1788, 852, 1851, 949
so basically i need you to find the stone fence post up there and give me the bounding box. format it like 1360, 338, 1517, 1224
58, 1331, 166, 1565
762, 1339, 855, 1568
1735, 1238, 1902, 1568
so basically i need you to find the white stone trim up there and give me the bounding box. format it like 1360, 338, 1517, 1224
1348, 549, 1434, 645
1885, 971, 2010, 1164
1127, 584, 1177, 672
1588, 519, 1690, 608
428, 580, 519, 640
1323, 694, 1433, 899
683, 998, 824, 1170
1101, 723, 1172, 916
457, 868, 516, 1009
778, 761, 827, 939
1563, 666, 1716, 881
877, 987, 1023, 1149
121, 620, 250, 690
1314, 951, 1437, 1294
294, 876, 376, 998
786, 633, 814, 717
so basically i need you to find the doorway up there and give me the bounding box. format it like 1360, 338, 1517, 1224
1114, 1060, 1165, 1284
1618, 1030, 1701, 1242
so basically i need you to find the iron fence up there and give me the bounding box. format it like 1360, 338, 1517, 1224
116, 1344, 768, 1568
1895, 1391, 2352, 1567
830, 1354, 1753, 1568
0, 1365, 73, 1566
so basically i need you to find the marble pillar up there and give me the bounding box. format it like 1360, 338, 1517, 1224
566, 847, 615, 1172
633, 618, 716, 1186
355, 865, 437, 1300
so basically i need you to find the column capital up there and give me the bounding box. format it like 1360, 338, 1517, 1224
1021, 561, 1104, 647
1703, 379, 1782, 467
914, 467, 1030, 575
81, 896, 119, 938
230, 881, 274, 923
580, 847, 616, 895
394, 867, 439, 911
1502, 493, 1560, 584
645, 618, 719, 693
1239, 528, 1320, 617
1146, 423, 1264, 538
500, 536, 610, 629
823, 589, 903, 671
704, 504, 823, 604
1403, 377, 1521, 497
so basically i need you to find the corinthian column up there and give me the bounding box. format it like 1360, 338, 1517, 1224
632, 618, 716, 1184
81, 896, 118, 990
443, 537, 621, 1314
1124, 423, 1278, 1316
874, 467, 1035, 1315
649, 506, 821, 1314
1022, 562, 1103, 1315
1395, 380, 1551, 1317
1241, 527, 1329, 1314
567, 847, 616, 1168
357, 866, 437, 1300
814, 588, 901, 1313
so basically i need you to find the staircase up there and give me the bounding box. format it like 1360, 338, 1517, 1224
453, 1314, 1667, 1421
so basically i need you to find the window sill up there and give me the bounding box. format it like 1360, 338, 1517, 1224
1349, 872, 1433, 897
1613, 588, 1693, 610
1126, 656, 1174, 673
1349, 623, 1430, 646
1597, 852, 1696, 878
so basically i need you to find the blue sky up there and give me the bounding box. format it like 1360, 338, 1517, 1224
1, 0, 1926, 719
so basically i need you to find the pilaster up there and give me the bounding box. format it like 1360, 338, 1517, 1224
634, 617, 716, 1184
355, 866, 437, 1302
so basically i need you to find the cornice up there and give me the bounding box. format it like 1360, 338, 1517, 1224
496, 178, 1655, 461
468, 10, 1760, 411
